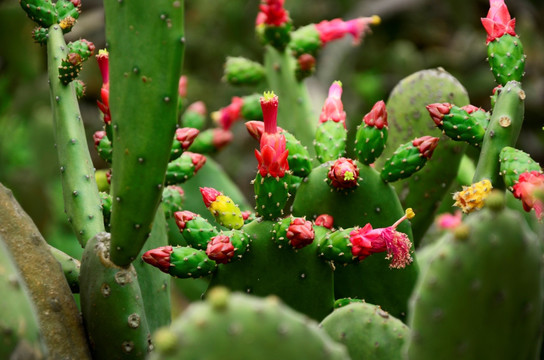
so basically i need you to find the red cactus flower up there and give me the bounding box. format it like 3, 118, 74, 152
96, 50, 111, 125
286, 218, 315, 249
328, 158, 359, 189
413, 136, 439, 159
350, 209, 414, 268
174, 210, 196, 231
481, 0, 516, 44
211, 128, 233, 150
142, 246, 173, 273
93, 130, 106, 147
245, 120, 284, 142
513, 171, 544, 220
254, 92, 289, 178
297, 54, 316, 72
315, 214, 334, 229
426, 103, 452, 127
363, 100, 388, 129
315, 16, 380, 46
175, 128, 200, 150
185, 152, 206, 173
187, 101, 207, 116
200, 187, 222, 208
178, 75, 187, 98
257, 0, 289, 26
206, 235, 235, 264
214, 97, 244, 130
319, 81, 346, 127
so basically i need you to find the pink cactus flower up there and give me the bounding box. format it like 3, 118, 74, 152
178, 75, 188, 98
96, 50, 111, 125
315, 16, 380, 46
426, 103, 452, 127
142, 246, 173, 273
413, 136, 439, 159
254, 92, 289, 178
175, 128, 200, 150
481, 0, 516, 44
328, 158, 359, 189
214, 97, 244, 130
187, 101, 207, 116
513, 171, 544, 221
206, 235, 235, 264
319, 81, 346, 127
286, 218, 315, 249
363, 100, 388, 129
257, 0, 289, 26
350, 209, 415, 269
435, 211, 463, 230
174, 210, 196, 231
315, 214, 334, 229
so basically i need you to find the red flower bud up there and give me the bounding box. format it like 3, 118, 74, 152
319, 81, 346, 127
187, 101, 207, 116
178, 75, 187, 98
200, 187, 222, 208
212, 129, 233, 150
481, 0, 516, 44
513, 171, 544, 220
215, 97, 243, 130
412, 136, 439, 159
258, 0, 290, 26
286, 218, 315, 249
206, 235, 235, 264
175, 128, 200, 150
297, 54, 316, 72
93, 130, 106, 147
328, 158, 359, 189
142, 246, 173, 273
315, 214, 334, 229
426, 103, 452, 127
174, 210, 196, 231
186, 152, 206, 172
362, 100, 388, 129
315, 16, 379, 46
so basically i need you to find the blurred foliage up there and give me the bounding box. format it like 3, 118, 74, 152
1, 0, 544, 254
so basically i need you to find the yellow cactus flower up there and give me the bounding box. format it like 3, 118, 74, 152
453, 179, 493, 213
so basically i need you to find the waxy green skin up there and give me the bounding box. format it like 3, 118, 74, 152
106, 0, 185, 266
224, 57, 266, 86
406, 204, 543, 360
293, 162, 418, 320
499, 146, 541, 190
47, 25, 105, 247
473, 81, 525, 189
439, 106, 488, 147
487, 34, 525, 86
49, 244, 81, 293
315, 121, 347, 163
321, 302, 409, 360
149, 289, 349, 360
376, 69, 469, 245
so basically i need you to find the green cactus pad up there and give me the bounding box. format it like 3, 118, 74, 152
186, 128, 220, 154
224, 57, 266, 86
354, 124, 388, 165
95, 133, 112, 163
178, 213, 218, 250
161, 186, 184, 219
262, 23, 293, 51
240, 93, 264, 121
317, 228, 356, 264
289, 24, 321, 57
440, 106, 487, 147
169, 246, 217, 278
149, 288, 348, 360
32, 26, 48, 44
333, 298, 365, 308
283, 130, 312, 177
20, 0, 58, 27
487, 34, 525, 86
222, 229, 251, 260
321, 302, 410, 360
314, 121, 347, 164
55, 0, 80, 22
499, 146, 542, 190
181, 107, 206, 130
406, 205, 543, 360
254, 173, 290, 220
165, 152, 201, 186
67, 40, 94, 61
381, 141, 430, 182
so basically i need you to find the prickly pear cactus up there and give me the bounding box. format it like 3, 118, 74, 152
321, 301, 409, 360
375, 68, 470, 244
149, 287, 350, 360
406, 192, 543, 360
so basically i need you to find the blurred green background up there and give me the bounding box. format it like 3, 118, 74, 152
1, 0, 543, 256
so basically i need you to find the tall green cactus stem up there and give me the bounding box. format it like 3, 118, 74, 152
264, 46, 316, 154
473, 81, 525, 188
406, 193, 543, 360
149, 288, 349, 360
0, 183, 91, 360
48, 244, 81, 293
375, 68, 469, 244
47, 25, 105, 247
105, 0, 185, 266
292, 163, 418, 320
321, 302, 409, 360
0, 239, 46, 359
80, 232, 152, 359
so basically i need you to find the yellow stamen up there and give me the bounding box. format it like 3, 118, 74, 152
262, 91, 276, 102
343, 171, 354, 181
453, 179, 493, 213
405, 208, 415, 220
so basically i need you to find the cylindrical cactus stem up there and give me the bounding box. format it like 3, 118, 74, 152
46, 25, 104, 247
93, 130, 112, 163
354, 100, 388, 165
170, 127, 199, 161
426, 103, 489, 147
289, 16, 380, 58
499, 146, 542, 190
473, 81, 525, 188
481, 0, 525, 85
200, 187, 244, 230
161, 185, 184, 219
105, 0, 185, 267
165, 151, 206, 186
255, 0, 292, 51
272, 216, 315, 250
180, 101, 206, 130
380, 136, 439, 182
186, 128, 233, 154
174, 210, 219, 250
314, 81, 347, 163
223, 56, 266, 86
142, 245, 217, 279
48, 244, 81, 293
